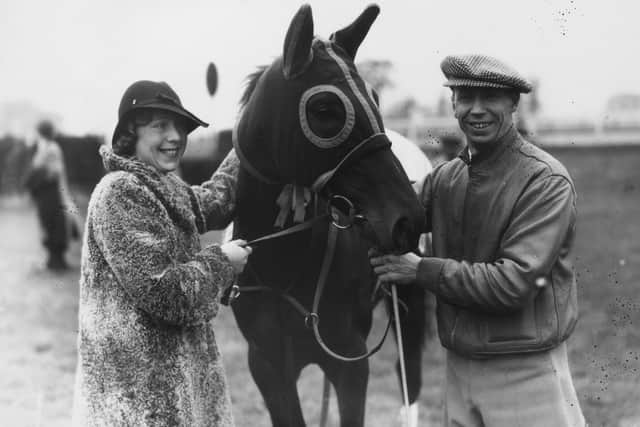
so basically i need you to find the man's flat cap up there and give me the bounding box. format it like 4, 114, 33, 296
441, 54, 532, 93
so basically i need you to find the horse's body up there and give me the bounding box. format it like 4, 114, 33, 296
229, 5, 430, 426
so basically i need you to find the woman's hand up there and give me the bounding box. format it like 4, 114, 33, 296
221, 239, 253, 273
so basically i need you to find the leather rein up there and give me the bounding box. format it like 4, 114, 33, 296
229, 132, 394, 362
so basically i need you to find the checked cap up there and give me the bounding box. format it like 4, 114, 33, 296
441, 54, 532, 93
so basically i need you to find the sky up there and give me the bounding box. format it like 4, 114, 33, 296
1, 0, 639, 138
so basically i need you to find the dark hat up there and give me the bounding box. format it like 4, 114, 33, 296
440, 54, 532, 93
112, 80, 209, 143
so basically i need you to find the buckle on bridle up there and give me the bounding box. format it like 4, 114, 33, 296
327, 194, 365, 229
304, 312, 319, 329
228, 284, 241, 302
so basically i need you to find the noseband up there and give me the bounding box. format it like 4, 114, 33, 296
230, 131, 394, 362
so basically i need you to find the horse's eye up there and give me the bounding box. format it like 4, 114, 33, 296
299, 85, 355, 149
306, 92, 346, 138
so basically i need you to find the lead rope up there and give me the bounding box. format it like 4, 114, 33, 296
319, 375, 331, 427
391, 283, 412, 427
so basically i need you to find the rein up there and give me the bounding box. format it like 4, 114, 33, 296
230, 132, 394, 362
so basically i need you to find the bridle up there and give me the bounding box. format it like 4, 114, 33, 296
229, 131, 395, 362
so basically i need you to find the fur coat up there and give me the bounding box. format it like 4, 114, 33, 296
72, 146, 239, 426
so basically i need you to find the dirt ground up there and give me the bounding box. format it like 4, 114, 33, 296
1, 145, 639, 426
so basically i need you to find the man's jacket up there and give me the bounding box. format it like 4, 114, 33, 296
417, 126, 579, 358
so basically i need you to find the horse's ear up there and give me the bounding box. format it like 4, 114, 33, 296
282, 4, 314, 80
330, 4, 380, 60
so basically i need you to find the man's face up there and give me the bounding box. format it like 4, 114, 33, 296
452, 87, 517, 148
135, 111, 187, 173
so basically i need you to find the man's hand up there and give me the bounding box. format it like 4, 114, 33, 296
369, 250, 422, 285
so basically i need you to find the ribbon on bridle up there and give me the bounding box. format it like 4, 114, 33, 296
274, 184, 311, 228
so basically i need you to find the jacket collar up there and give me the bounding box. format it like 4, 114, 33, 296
458, 125, 520, 168
100, 145, 206, 233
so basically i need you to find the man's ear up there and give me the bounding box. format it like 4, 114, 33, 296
510, 91, 520, 113
451, 91, 458, 117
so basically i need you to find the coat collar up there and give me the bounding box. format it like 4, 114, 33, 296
100, 146, 206, 233
458, 125, 521, 169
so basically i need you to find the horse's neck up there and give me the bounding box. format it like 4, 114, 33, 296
236, 172, 279, 228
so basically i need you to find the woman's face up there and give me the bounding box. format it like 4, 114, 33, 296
134, 111, 187, 173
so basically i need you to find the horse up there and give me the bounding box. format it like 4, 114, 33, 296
226, 4, 431, 426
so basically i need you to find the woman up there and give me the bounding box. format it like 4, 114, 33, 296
72, 80, 250, 426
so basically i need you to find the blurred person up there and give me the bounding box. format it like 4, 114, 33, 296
24, 119, 77, 270
71, 80, 250, 427
370, 55, 585, 427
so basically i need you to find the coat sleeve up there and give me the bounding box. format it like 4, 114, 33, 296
191, 149, 239, 231
416, 174, 576, 313
93, 175, 236, 326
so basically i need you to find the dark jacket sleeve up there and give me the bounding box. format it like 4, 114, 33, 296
417, 174, 576, 313
93, 175, 236, 326
191, 149, 239, 231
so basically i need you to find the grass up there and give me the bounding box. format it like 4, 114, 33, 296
0, 145, 639, 426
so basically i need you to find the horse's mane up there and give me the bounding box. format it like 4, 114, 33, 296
240, 66, 268, 107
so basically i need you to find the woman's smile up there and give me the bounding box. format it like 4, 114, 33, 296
134, 112, 187, 173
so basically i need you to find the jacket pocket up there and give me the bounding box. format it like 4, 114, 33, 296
485, 302, 538, 343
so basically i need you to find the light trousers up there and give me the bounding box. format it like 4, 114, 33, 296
445, 342, 586, 427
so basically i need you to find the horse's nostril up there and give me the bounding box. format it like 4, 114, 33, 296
391, 217, 413, 253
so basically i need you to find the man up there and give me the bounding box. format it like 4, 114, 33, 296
25, 120, 77, 270
370, 55, 585, 426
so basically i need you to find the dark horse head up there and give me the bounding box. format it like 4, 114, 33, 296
234, 4, 424, 253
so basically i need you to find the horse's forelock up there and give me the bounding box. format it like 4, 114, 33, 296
240, 66, 268, 107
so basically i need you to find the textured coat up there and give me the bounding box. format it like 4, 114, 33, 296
72, 146, 239, 426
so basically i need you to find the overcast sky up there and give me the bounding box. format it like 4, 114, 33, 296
1, 0, 638, 138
